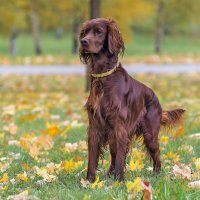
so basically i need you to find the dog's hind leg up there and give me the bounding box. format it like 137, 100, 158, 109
143, 107, 162, 174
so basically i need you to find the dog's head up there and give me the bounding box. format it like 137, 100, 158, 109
79, 18, 124, 63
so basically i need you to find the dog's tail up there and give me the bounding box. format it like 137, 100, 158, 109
161, 109, 185, 128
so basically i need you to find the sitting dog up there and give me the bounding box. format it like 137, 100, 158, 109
79, 18, 185, 183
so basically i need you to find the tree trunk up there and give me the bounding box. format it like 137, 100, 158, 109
55, 27, 64, 39
85, 0, 101, 92
72, 19, 80, 54
10, 29, 19, 56
155, 0, 165, 54
31, 10, 42, 55
90, 0, 100, 19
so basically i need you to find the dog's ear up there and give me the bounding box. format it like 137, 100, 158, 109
107, 19, 125, 55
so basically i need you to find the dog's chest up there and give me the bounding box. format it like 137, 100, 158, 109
87, 80, 116, 120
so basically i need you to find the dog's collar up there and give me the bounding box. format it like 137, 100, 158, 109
91, 62, 119, 78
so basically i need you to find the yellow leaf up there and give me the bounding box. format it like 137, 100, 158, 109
62, 160, 83, 171
130, 160, 144, 171
160, 136, 169, 145
131, 148, 145, 160
90, 176, 105, 189
126, 177, 142, 193
0, 173, 9, 183
22, 162, 30, 170
194, 158, 200, 171
17, 172, 29, 182
166, 152, 181, 162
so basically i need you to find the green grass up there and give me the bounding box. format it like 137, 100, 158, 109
1, 32, 200, 57
0, 74, 200, 199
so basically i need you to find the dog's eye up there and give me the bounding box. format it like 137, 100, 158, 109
95, 29, 101, 34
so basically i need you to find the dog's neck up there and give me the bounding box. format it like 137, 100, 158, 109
89, 51, 118, 74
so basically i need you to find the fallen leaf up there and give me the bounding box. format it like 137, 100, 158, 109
188, 180, 200, 190
160, 136, 169, 145
172, 164, 191, 180
7, 190, 29, 200
17, 172, 29, 182
129, 160, 144, 171
80, 178, 90, 188
8, 140, 20, 146
0, 173, 9, 183
141, 181, 152, 200
194, 158, 200, 171
189, 133, 200, 139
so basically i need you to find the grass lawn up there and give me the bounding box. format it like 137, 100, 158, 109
1, 32, 200, 58
0, 73, 200, 199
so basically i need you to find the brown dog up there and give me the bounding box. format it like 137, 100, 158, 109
79, 18, 185, 183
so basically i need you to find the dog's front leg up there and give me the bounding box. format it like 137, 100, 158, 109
87, 129, 100, 183
114, 126, 128, 181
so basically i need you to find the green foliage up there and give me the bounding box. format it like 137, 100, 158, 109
0, 0, 26, 34
102, 0, 154, 41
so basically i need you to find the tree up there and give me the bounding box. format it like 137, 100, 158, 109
0, 0, 26, 55
102, 0, 154, 41
90, 0, 100, 19
154, 0, 200, 53
17, 0, 55, 55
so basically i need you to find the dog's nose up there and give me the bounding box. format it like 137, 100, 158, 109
81, 39, 89, 47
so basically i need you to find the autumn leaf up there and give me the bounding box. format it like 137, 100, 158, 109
165, 152, 181, 163
172, 164, 191, 180
141, 181, 152, 200
22, 162, 30, 171
2, 105, 15, 116
130, 160, 144, 171
131, 148, 145, 160
17, 172, 29, 182
7, 190, 29, 200
160, 136, 169, 145
34, 166, 57, 183
188, 180, 200, 190
64, 142, 78, 153
46, 122, 61, 136
178, 145, 194, 154
194, 158, 200, 171
80, 178, 90, 188
175, 128, 186, 138
62, 160, 83, 171
90, 176, 105, 189
126, 177, 142, 193
3, 123, 18, 135
0, 173, 9, 183
20, 114, 36, 122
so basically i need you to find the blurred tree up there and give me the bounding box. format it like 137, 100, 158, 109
17, 0, 54, 55
154, 0, 200, 53
0, 0, 26, 55
90, 0, 100, 18
54, 0, 89, 55
102, 0, 154, 41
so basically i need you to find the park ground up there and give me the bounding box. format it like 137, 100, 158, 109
0, 74, 200, 199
